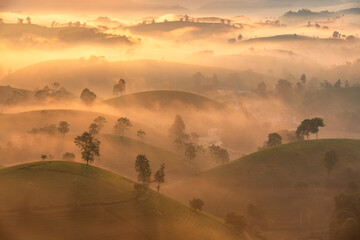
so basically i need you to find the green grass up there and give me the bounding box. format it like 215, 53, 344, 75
165, 139, 360, 229
104, 90, 225, 110
0, 161, 242, 240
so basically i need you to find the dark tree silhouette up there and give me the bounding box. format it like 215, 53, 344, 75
135, 155, 152, 184
114, 117, 132, 136
94, 116, 107, 131
80, 88, 96, 105
41, 154, 47, 161
154, 163, 165, 192
296, 119, 312, 140
189, 198, 204, 211
137, 130, 146, 141
58, 121, 70, 136
168, 115, 188, 144
267, 133, 282, 147
88, 123, 99, 135
113, 79, 126, 96
300, 73, 307, 84
310, 117, 325, 139
62, 152, 75, 161
74, 132, 100, 165
185, 143, 197, 160
208, 145, 229, 164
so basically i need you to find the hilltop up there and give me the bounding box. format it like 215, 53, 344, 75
165, 139, 360, 229
0, 161, 242, 240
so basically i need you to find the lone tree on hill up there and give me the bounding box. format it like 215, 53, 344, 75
137, 130, 146, 141
154, 163, 166, 192
113, 79, 126, 96
296, 117, 325, 140
114, 117, 132, 136
208, 145, 230, 164
41, 154, 47, 161
62, 152, 75, 161
168, 115, 189, 145
58, 121, 70, 136
189, 198, 204, 211
135, 155, 152, 184
74, 132, 100, 165
324, 150, 339, 176
80, 88, 96, 105
310, 117, 325, 139
267, 133, 282, 147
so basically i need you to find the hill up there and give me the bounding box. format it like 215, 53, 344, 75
104, 90, 226, 111
0, 161, 242, 240
1, 59, 267, 97
164, 139, 360, 230
0, 85, 33, 105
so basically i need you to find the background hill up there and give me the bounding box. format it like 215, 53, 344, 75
0, 161, 242, 240
164, 139, 360, 230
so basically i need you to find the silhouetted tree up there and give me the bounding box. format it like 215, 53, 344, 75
225, 212, 247, 233
300, 73, 307, 84
57, 121, 70, 136
94, 116, 107, 131
154, 163, 165, 192
17, 18, 24, 24
135, 155, 152, 185
88, 123, 99, 135
310, 117, 325, 139
80, 88, 96, 105
185, 143, 197, 160
324, 150, 338, 176
267, 133, 282, 147
238, 34, 243, 40
113, 79, 126, 96
41, 154, 47, 161
334, 79, 342, 88
333, 31, 340, 38
189, 198, 204, 211
296, 119, 312, 140
114, 117, 132, 136
74, 132, 100, 165
137, 130, 146, 141
208, 145, 229, 164
26, 16, 31, 24
169, 115, 188, 144
62, 152, 75, 161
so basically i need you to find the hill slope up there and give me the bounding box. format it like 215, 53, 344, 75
0, 161, 242, 240
104, 90, 225, 111
164, 139, 360, 229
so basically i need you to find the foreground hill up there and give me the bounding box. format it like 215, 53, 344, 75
0, 161, 242, 240
164, 139, 360, 229
104, 90, 226, 111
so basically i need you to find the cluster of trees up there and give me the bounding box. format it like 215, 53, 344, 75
35, 83, 73, 102
296, 117, 325, 139
114, 117, 132, 136
189, 198, 204, 211
169, 115, 229, 164
134, 154, 166, 198
320, 79, 350, 88
29, 121, 70, 136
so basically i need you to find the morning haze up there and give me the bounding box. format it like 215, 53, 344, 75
0, 0, 359, 239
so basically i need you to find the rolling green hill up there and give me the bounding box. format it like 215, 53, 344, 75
0, 161, 243, 240
104, 90, 226, 111
164, 139, 360, 230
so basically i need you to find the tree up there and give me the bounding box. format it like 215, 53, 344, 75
333, 31, 340, 38
17, 18, 24, 24
114, 117, 132, 136
26, 16, 31, 24
113, 79, 126, 96
168, 115, 188, 144
74, 132, 100, 165
88, 123, 99, 135
137, 130, 146, 141
185, 143, 197, 160
189, 198, 204, 211
275, 79, 293, 99
255, 81, 267, 96
41, 155, 47, 161
80, 88, 96, 105
208, 145, 230, 164
225, 212, 247, 233
62, 152, 75, 161
57, 121, 70, 136
238, 34, 243, 40
135, 155, 152, 184
334, 79, 342, 88
300, 73, 307, 84
154, 163, 165, 192
267, 133, 282, 147
323, 150, 338, 176
296, 119, 312, 140
94, 116, 107, 130
310, 117, 325, 139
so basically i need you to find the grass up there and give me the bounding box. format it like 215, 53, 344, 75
0, 161, 243, 240
104, 90, 225, 110
165, 139, 360, 229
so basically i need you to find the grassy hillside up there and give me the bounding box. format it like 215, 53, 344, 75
164, 139, 360, 229
100, 134, 198, 183
0, 161, 242, 240
104, 90, 226, 111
